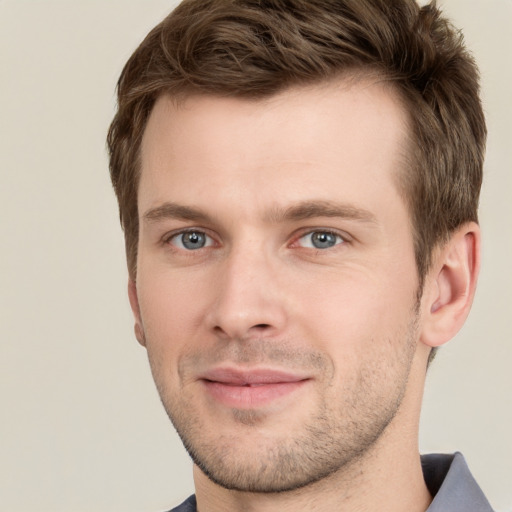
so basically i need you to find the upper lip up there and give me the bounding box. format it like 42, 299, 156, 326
199, 367, 310, 386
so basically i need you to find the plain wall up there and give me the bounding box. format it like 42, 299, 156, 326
0, 1, 510, 510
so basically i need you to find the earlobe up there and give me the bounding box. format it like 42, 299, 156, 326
128, 279, 146, 347
420, 223, 480, 348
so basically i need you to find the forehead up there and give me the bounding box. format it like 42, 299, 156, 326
139, 79, 410, 220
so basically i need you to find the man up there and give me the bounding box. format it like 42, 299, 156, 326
107, 0, 491, 510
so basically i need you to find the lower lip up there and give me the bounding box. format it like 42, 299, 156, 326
202, 380, 308, 409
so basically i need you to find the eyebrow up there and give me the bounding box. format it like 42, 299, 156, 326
142, 200, 377, 225
143, 203, 211, 223
265, 200, 377, 224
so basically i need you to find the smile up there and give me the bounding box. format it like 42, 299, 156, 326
199, 368, 310, 409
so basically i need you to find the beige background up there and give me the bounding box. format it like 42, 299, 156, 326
0, 0, 510, 510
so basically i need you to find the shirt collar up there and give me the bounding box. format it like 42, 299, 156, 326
422, 452, 494, 511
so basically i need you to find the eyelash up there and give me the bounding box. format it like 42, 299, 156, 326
163, 229, 216, 250
162, 227, 349, 252
293, 229, 346, 249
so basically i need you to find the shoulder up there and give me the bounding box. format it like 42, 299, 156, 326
422, 453, 494, 512
166, 494, 197, 512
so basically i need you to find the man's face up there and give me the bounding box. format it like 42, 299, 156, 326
134, 80, 422, 492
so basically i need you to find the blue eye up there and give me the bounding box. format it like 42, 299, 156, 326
170, 231, 213, 250
298, 231, 343, 249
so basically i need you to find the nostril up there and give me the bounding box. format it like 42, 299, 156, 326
254, 324, 271, 329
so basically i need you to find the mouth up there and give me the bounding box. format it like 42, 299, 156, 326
199, 368, 310, 409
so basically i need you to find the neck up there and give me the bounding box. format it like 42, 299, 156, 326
194, 429, 431, 512
194, 443, 430, 512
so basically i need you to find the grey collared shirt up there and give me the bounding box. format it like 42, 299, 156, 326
423, 452, 494, 511
168, 452, 494, 511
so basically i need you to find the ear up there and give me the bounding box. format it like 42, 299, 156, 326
128, 279, 146, 347
420, 222, 481, 348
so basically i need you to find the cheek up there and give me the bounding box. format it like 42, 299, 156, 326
137, 271, 208, 353
136, 273, 208, 397
293, 266, 417, 356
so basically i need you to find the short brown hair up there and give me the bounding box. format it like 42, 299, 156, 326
107, 0, 486, 282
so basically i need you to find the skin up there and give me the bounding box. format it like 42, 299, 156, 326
129, 79, 480, 512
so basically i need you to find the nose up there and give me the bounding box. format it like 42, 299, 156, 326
206, 244, 288, 341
